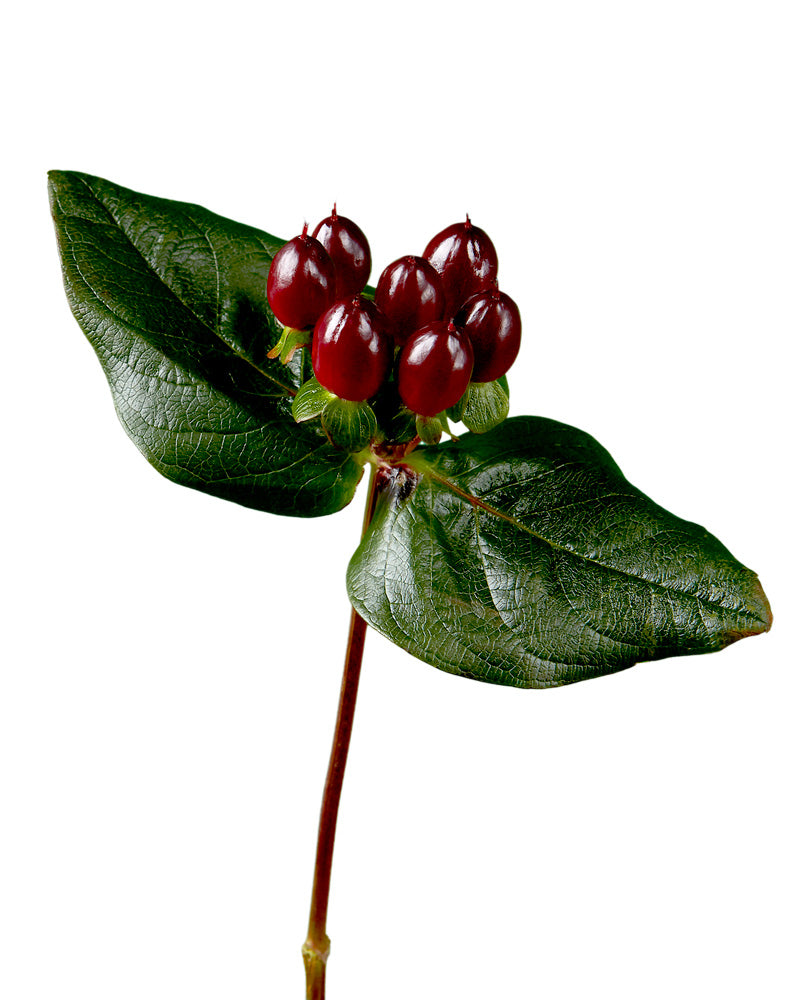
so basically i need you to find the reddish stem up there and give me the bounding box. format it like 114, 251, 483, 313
302, 466, 380, 1000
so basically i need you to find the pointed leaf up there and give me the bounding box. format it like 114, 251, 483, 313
49, 170, 363, 516
347, 416, 771, 688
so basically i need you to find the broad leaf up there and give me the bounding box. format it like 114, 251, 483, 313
50, 173, 771, 689
48, 171, 363, 516
347, 417, 771, 688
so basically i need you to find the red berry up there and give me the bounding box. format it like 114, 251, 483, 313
397, 321, 474, 417
423, 216, 498, 318
312, 296, 392, 402
312, 206, 371, 299
375, 255, 446, 346
454, 285, 521, 382
267, 225, 336, 330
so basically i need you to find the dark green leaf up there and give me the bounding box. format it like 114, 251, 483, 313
48, 170, 363, 517
347, 416, 771, 688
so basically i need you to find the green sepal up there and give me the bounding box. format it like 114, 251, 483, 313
371, 382, 417, 446
322, 397, 378, 452
266, 326, 312, 364
387, 406, 418, 444
446, 392, 467, 423
461, 379, 510, 433
450, 375, 510, 425
416, 412, 453, 445
292, 376, 334, 423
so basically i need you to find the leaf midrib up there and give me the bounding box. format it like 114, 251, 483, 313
412, 463, 763, 625
64, 174, 295, 397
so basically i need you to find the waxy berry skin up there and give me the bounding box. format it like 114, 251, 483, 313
397, 321, 474, 417
312, 207, 371, 299
423, 217, 499, 319
375, 256, 446, 346
267, 227, 336, 330
455, 286, 522, 383
312, 297, 392, 402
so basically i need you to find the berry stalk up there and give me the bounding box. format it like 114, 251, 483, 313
302, 464, 381, 1000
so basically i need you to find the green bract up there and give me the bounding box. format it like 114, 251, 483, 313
49, 170, 771, 687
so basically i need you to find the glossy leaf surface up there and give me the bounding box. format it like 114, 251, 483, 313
347, 417, 771, 688
50, 173, 771, 688
48, 171, 363, 516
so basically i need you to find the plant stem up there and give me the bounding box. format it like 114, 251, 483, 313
302, 465, 380, 1000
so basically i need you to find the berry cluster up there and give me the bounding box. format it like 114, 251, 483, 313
266, 208, 521, 449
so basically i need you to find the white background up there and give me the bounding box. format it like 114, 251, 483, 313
2, 2, 798, 998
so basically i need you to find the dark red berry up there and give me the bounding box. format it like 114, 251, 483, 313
423, 216, 498, 318
375, 255, 446, 346
397, 321, 474, 417
312, 206, 371, 299
267, 225, 336, 330
312, 296, 392, 402
454, 285, 521, 382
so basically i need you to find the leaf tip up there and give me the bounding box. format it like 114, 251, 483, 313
47, 169, 84, 217
47, 169, 64, 207
724, 575, 773, 647
47, 168, 73, 194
